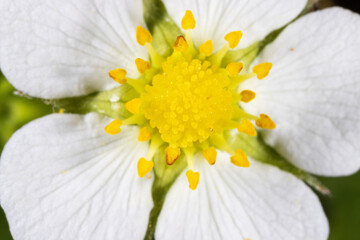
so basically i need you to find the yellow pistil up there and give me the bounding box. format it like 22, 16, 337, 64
125, 98, 142, 114
109, 68, 127, 84
256, 114, 276, 129
136, 26, 152, 46
181, 10, 196, 30
252, 62, 273, 80
135, 58, 150, 74
137, 157, 154, 178
104, 119, 122, 135
142, 55, 233, 148
174, 36, 189, 53
199, 40, 213, 56
240, 90, 256, 103
230, 149, 250, 167
203, 147, 217, 165
226, 62, 244, 77
138, 127, 153, 142
224, 31, 243, 49
165, 146, 181, 165
237, 119, 257, 136
186, 170, 200, 190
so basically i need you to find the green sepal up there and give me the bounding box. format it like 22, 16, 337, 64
221, 0, 318, 68
143, 0, 182, 56
226, 131, 330, 195
144, 145, 187, 240
49, 84, 138, 119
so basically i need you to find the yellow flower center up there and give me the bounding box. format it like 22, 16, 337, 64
105, 10, 276, 190
142, 55, 233, 148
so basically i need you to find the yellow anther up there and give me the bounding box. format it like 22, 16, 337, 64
136, 26, 152, 46
224, 31, 243, 49
252, 62, 273, 80
226, 62, 244, 77
135, 58, 150, 74
230, 149, 250, 168
237, 119, 257, 137
165, 146, 181, 165
109, 68, 127, 84
59, 108, 65, 114
174, 36, 189, 53
186, 170, 200, 190
104, 119, 122, 135
125, 98, 142, 114
256, 113, 276, 129
203, 147, 217, 165
240, 90, 256, 103
199, 40, 213, 56
181, 10, 196, 30
137, 157, 154, 178
138, 127, 153, 142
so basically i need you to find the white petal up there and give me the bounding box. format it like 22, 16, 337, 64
241, 7, 360, 176
163, 0, 306, 51
156, 153, 328, 240
0, 113, 153, 240
0, 0, 147, 98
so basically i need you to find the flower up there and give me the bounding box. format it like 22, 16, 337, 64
0, 0, 359, 239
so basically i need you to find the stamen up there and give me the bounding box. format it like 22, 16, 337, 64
226, 62, 244, 77
174, 36, 189, 53
126, 78, 148, 93
125, 98, 142, 114
181, 10, 196, 30
109, 68, 127, 84
104, 119, 122, 135
240, 90, 256, 103
186, 170, 200, 190
135, 58, 150, 74
210, 134, 234, 155
252, 62, 273, 80
146, 135, 163, 160
256, 114, 276, 129
208, 45, 229, 66
138, 127, 153, 142
184, 148, 195, 170
199, 40, 213, 57
233, 108, 258, 121
165, 146, 181, 165
203, 147, 217, 165
230, 149, 250, 167
137, 157, 154, 178
122, 114, 146, 126
136, 26, 152, 46
237, 119, 257, 136
224, 31, 243, 49
229, 73, 257, 88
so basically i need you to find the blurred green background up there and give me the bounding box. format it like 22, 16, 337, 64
1, 1, 360, 239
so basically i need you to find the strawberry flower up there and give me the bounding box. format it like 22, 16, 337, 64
0, 0, 359, 239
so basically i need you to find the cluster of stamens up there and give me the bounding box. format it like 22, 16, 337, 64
105, 10, 275, 190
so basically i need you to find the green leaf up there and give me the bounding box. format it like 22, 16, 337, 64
143, 0, 182, 56
49, 85, 138, 119
226, 131, 330, 195
144, 145, 187, 240
221, 0, 318, 68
